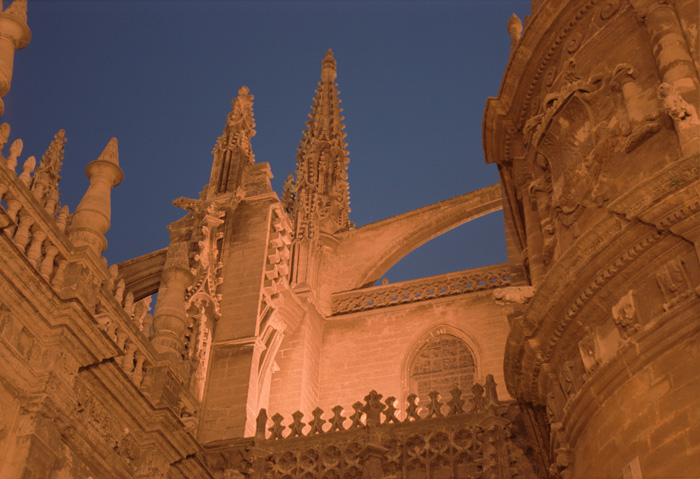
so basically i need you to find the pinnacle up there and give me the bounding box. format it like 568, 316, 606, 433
321, 49, 337, 81
228, 85, 256, 135
3, 0, 28, 23
98, 138, 119, 166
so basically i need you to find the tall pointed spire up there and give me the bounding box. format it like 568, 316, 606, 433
285, 49, 352, 239
208, 86, 256, 198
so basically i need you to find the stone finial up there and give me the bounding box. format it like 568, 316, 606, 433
308, 407, 326, 435
3, 0, 28, 25
7, 138, 22, 170
362, 390, 385, 427
32, 129, 66, 204
67, 138, 123, 255
404, 393, 421, 422
287, 410, 305, 438
447, 388, 465, 415
425, 391, 443, 418
485, 374, 501, 413
255, 408, 268, 440
382, 396, 400, 424
349, 401, 364, 428
0, 122, 9, 150
507, 14, 522, 52
268, 413, 285, 440
321, 49, 337, 82
328, 405, 346, 432
470, 383, 487, 412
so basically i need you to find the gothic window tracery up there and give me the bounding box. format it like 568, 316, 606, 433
409, 334, 476, 404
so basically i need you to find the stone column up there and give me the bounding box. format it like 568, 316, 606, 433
0, 0, 30, 117
67, 138, 123, 256
631, 0, 700, 155
151, 242, 193, 365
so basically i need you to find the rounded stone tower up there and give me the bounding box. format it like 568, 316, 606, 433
483, 1, 700, 477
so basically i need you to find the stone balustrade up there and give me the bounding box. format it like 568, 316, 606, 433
331, 263, 512, 315
0, 127, 166, 397
204, 375, 537, 478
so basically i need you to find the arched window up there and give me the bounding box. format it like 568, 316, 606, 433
409, 334, 476, 403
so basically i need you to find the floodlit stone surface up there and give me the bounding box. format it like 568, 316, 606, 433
484, 0, 700, 477
0, 1, 698, 478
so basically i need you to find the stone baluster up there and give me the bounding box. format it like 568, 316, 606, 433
6, 138, 22, 170
4, 192, 21, 224
66, 138, 123, 255
0, 122, 9, 151
121, 342, 136, 375
17, 155, 34, 186
43, 188, 59, 216
115, 327, 127, 352
39, 243, 58, 279
114, 279, 125, 304
123, 292, 135, 317
55, 205, 69, 232
51, 258, 67, 288
104, 264, 118, 293
12, 211, 33, 250
25, 225, 45, 266
132, 352, 146, 387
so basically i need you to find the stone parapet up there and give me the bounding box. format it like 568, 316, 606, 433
331, 263, 512, 315
0, 127, 210, 478
203, 376, 541, 478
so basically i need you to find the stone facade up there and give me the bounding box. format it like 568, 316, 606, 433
484, 0, 700, 477
0, 1, 698, 478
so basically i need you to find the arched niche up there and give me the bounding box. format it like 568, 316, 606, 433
402, 325, 482, 404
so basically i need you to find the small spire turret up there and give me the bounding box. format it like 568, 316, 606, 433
287, 49, 352, 239
67, 138, 123, 255
208, 86, 256, 197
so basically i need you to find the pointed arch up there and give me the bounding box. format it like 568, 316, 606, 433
401, 324, 483, 403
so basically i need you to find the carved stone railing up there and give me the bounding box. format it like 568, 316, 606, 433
204, 375, 538, 478
0, 126, 176, 403
331, 264, 512, 315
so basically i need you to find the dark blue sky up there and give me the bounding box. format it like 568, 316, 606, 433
4, 0, 529, 283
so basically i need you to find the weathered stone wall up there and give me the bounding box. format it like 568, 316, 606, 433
485, 0, 700, 476
312, 285, 517, 417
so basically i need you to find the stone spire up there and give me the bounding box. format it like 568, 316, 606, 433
285, 49, 352, 239
30, 129, 66, 214
0, 0, 31, 116
67, 138, 123, 255
208, 85, 256, 198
